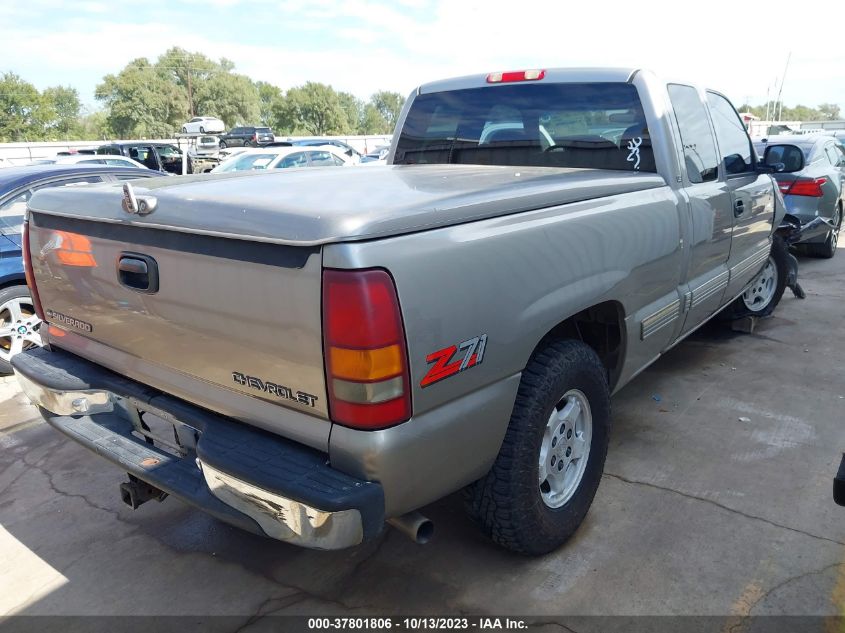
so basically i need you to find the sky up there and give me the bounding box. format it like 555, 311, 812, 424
2, 0, 845, 115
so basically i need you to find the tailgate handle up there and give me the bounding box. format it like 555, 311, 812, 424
118, 253, 159, 293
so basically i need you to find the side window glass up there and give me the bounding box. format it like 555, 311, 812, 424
824, 145, 839, 166
706, 92, 754, 175
277, 152, 307, 169
667, 84, 719, 183
307, 151, 337, 166
53, 177, 105, 186
0, 190, 31, 234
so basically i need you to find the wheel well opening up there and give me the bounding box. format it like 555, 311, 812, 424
0, 279, 27, 293
534, 301, 625, 390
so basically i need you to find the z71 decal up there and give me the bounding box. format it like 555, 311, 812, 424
420, 334, 488, 388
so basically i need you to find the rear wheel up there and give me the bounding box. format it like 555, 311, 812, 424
0, 286, 43, 375
243, 140, 253, 148
464, 339, 610, 555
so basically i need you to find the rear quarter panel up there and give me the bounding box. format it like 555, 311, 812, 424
325, 187, 682, 414
324, 186, 684, 514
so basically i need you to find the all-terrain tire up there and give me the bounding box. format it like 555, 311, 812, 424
463, 339, 610, 555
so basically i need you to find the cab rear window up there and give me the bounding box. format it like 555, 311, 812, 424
394, 82, 655, 172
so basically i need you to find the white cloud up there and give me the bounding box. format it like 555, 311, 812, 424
2, 0, 844, 111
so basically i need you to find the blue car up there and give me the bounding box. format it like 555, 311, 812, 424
0, 164, 164, 373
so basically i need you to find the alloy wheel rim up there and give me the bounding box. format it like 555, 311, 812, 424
539, 389, 592, 509
741, 257, 777, 311
0, 296, 43, 362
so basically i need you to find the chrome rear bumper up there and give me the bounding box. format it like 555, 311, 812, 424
13, 346, 384, 550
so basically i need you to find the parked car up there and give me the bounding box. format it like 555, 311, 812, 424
218, 126, 274, 149
181, 116, 225, 134
211, 146, 352, 173
35, 154, 149, 169
188, 135, 220, 157
0, 165, 164, 373
96, 143, 183, 175
360, 145, 390, 164
15, 68, 790, 555
291, 138, 363, 163
755, 135, 844, 258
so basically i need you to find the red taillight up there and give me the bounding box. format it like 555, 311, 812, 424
21, 221, 46, 321
782, 177, 826, 197
487, 69, 545, 83
323, 269, 411, 430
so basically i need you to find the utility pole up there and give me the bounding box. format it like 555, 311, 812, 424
187, 70, 194, 117
775, 52, 791, 122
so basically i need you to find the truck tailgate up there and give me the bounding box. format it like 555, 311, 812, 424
27, 211, 330, 448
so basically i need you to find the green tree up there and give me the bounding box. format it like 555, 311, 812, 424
96, 58, 187, 137
156, 47, 216, 118
43, 85, 81, 138
193, 72, 260, 128
0, 72, 53, 142
273, 82, 350, 135
337, 91, 364, 134
817, 103, 841, 121
77, 110, 112, 140
358, 103, 388, 134
369, 90, 404, 131
256, 81, 284, 127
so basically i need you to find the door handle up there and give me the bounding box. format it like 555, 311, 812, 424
118, 253, 159, 293
118, 258, 147, 275
734, 199, 745, 217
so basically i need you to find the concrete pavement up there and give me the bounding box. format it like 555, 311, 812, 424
1, 249, 843, 624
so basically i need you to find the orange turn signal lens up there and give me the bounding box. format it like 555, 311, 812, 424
329, 344, 403, 382
54, 231, 97, 268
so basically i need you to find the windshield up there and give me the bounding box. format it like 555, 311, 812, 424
394, 82, 655, 172
216, 152, 279, 172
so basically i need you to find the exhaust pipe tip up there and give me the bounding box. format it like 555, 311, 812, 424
387, 511, 434, 545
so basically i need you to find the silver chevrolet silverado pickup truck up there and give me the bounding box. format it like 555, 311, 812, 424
14, 68, 793, 555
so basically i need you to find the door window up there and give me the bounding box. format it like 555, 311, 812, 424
307, 151, 341, 166
0, 176, 103, 234
823, 144, 841, 167
706, 92, 754, 176
667, 84, 719, 183
276, 152, 308, 169
0, 190, 31, 234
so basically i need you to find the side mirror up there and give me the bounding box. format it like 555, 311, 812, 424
763, 144, 804, 173
724, 153, 747, 174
